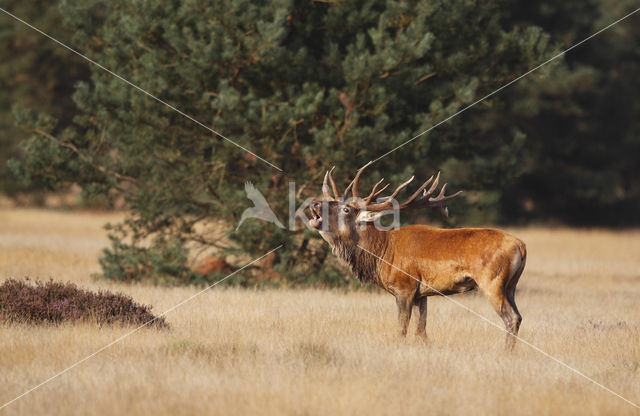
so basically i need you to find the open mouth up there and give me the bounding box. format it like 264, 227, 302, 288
309, 205, 322, 229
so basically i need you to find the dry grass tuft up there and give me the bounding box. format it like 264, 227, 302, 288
1, 208, 639, 415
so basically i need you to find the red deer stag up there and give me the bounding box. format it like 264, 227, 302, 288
309, 162, 526, 347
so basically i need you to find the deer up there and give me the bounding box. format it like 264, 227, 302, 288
308, 161, 526, 348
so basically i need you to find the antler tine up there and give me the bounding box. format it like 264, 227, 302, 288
398, 174, 435, 208
387, 175, 414, 200
327, 166, 340, 200
342, 182, 353, 199
402, 179, 463, 213
372, 183, 390, 198
431, 186, 463, 204
427, 186, 463, 217
423, 171, 441, 199
363, 178, 386, 204
365, 175, 415, 210
365, 170, 462, 213
343, 161, 373, 200
322, 171, 336, 201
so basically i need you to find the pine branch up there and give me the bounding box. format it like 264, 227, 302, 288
32, 128, 151, 191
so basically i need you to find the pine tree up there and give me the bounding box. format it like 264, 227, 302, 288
11, 0, 560, 284
0, 0, 88, 196
503, 0, 640, 225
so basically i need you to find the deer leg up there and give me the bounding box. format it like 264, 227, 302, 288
503, 257, 525, 347
478, 282, 521, 350
395, 295, 413, 338
415, 297, 428, 341
499, 298, 520, 350
504, 286, 522, 345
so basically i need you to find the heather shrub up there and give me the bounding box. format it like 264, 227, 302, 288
0, 278, 167, 328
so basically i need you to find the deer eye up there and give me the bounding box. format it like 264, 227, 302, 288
342, 207, 350, 213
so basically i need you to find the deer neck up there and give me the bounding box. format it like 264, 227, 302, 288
330, 225, 390, 284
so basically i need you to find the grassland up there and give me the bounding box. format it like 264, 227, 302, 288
1, 208, 639, 415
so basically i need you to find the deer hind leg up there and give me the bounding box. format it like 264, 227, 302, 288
479, 285, 520, 349
414, 297, 428, 341
499, 296, 521, 350
395, 295, 413, 338
505, 252, 526, 342
478, 266, 523, 349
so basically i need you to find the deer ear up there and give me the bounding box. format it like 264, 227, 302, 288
356, 210, 385, 223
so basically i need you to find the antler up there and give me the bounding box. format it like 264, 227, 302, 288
363, 178, 389, 204
365, 171, 462, 215
324, 161, 378, 201
343, 160, 373, 200
321, 161, 461, 216
322, 167, 340, 201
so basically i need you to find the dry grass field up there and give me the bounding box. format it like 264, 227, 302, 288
1, 208, 639, 415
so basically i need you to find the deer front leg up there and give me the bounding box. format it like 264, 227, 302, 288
395, 295, 413, 338
415, 297, 427, 341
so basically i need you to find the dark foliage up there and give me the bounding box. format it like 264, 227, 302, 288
7, 0, 557, 286
3, 0, 639, 286
0, 0, 89, 198
0, 278, 168, 328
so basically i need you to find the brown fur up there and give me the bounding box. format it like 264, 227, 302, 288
312, 200, 526, 347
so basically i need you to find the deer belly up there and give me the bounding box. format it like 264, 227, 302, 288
418, 274, 477, 296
